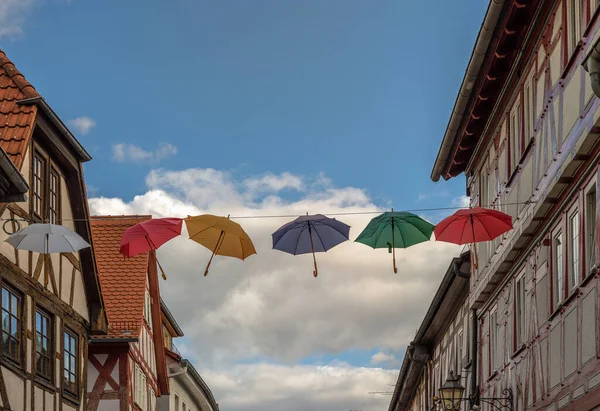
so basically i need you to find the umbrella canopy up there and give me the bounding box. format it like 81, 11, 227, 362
185, 214, 256, 276
120, 217, 183, 258
272, 214, 350, 277
355, 211, 434, 273
6, 223, 90, 254
433, 207, 513, 268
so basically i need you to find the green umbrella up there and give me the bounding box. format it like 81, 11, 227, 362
355, 210, 434, 273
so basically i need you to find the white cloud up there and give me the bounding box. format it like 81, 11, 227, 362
67, 116, 96, 135
112, 142, 178, 164
89, 168, 461, 411
201, 363, 397, 411
370, 352, 400, 367
244, 172, 305, 194
0, 0, 36, 38
452, 195, 470, 208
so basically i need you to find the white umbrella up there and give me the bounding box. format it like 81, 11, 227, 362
5, 223, 90, 254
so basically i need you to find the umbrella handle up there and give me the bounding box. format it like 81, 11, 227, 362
308, 223, 318, 278
472, 243, 479, 270
313, 258, 318, 277
204, 230, 225, 276
391, 217, 398, 274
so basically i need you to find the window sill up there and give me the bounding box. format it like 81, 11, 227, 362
34, 376, 57, 393
581, 267, 598, 287
549, 289, 580, 321
511, 343, 527, 359
62, 391, 80, 407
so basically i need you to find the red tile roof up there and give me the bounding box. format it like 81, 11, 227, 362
90, 216, 152, 339
0, 50, 39, 169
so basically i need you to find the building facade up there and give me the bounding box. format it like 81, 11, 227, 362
388, 252, 472, 411
158, 301, 219, 411
87, 216, 168, 411
0, 50, 107, 411
430, 0, 600, 409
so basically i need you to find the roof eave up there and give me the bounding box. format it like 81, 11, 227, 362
161, 298, 185, 337
17, 97, 93, 163
0, 145, 28, 201
431, 0, 508, 182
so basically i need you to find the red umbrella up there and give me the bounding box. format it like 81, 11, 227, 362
434, 207, 513, 268
120, 217, 183, 258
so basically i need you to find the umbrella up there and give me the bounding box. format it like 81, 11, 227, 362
120, 218, 183, 258
433, 207, 513, 268
185, 214, 256, 276
272, 214, 350, 277
5, 223, 90, 254
120, 217, 183, 280
355, 210, 434, 273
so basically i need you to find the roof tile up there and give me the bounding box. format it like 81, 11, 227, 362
90, 216, 153, 339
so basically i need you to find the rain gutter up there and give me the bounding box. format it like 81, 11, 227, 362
0, 145, 28, 202
89, 337, 138, 344
431, 0, 508, 182
16, 97, 92, 162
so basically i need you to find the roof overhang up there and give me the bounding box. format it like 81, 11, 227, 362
388, 251, 471, 411
431, 0, 542, 181
17, 97, 92, 163
0, 144, 28, 202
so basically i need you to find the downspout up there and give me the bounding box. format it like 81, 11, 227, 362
583, 38, 600, 98
168, 361, 189, 378
470, 309, 479, 407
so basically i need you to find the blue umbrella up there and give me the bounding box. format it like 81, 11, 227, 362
272, 214, 351, 277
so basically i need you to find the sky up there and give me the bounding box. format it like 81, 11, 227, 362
2, 1, 487, 411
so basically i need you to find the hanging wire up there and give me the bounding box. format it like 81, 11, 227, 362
0, 200, 533, 223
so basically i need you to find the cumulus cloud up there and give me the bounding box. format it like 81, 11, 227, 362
370, 352, 400, 367
89, 168, 461, 411
112, 142, 178, 164
0, 0, 36, 38
67, 116, 96, 135
452, 195, 470, 208
244, 172, 305, 194
202, 363, 397, 411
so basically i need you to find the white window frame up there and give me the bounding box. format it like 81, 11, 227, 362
584, 179, 597, 273
490, 308, 498, 372
143, 290, 152, 325
134, 364, 147, 410
567, 0, 583, 58
568, 206, 580, 292
523, 79, 533, 145
552, 228, 565, 308
510, 104, 521, 171
515, 271, 526, 349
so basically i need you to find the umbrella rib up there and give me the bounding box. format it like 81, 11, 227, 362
311, 222, 328, 252
294, 225, 309, 256
459, 217, 469, 244
476, 215, 495, 241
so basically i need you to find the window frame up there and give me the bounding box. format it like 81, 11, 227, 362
35, 307, 53, 382
30, 146, 62, 224
567, 205, 581, 292
1, 284, 22, 364
143, 290, 152, 325
567, 0, 583, 59
63, 329, 78, 395
584, 179, 597, 274
489, 308, 498, 372
514, 271, 527, 351
134, 363, 147, 410
509, 103, 522, 172
551, 227, 566, 309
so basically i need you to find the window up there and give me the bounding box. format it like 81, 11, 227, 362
174, 394, 180, 411
510, 106, 521, 170
143, 291, 152, 324
567, 0, 582, 57
134, 364, 147, 409
457, 331, 464, 370
35, 309, 52, 381
49, 170, 59, 224
32, 153, 44, 218
586, 183, 597, 271
553, 231, 565, 307
31, 150, 61, 223
182, 402, 187, 411
568, 210, 580, 291
490, 310, 498, 371
1, 285, 21, 362
515, 275, 526, 348
524, 83, 533, 145
148, 387, 156, 411
63, 331, 78, 394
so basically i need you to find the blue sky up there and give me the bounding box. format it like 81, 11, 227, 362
2, 2, 487, 409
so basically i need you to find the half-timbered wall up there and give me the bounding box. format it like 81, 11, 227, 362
464, 1, 600, 410
0, 132, 92, 409
405, 304, 473, 411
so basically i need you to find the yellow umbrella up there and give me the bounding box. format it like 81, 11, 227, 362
184, 214, 256, 276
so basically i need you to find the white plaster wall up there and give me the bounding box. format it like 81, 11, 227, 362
4, 366, 25, 411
